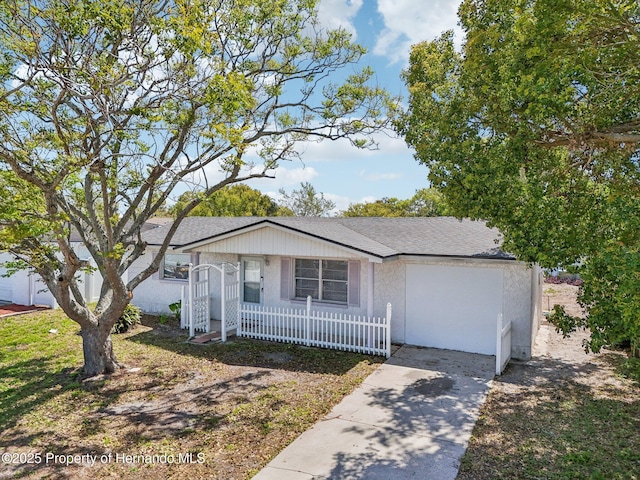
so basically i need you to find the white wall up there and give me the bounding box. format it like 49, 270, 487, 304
0, 244, 102, 308
0, 253, 58, 308
373, 261, 406, 343
503, 263, 535, 359
130, 252, 185, 314
0, 253, 14, 302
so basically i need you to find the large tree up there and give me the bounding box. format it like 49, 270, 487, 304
0, 0, 396, 375
169, 184, 289, 217
398, 0, 640, 354
277, 181, 335, 216
340, 188, 447, 217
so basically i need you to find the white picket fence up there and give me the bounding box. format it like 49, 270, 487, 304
239, 296, 392, 358
496, 313, 512, 375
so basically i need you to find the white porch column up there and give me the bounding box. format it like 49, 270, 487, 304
367, 261, 374, 317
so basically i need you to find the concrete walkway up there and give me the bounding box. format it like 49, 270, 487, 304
253, 345, 495, 480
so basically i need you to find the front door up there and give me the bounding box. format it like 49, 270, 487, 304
242, 258, 263, 304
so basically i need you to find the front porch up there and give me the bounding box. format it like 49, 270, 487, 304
180, 262, 392, 357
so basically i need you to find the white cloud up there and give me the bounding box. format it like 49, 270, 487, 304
295, 130, 411, 163
374, 0, 463, 64
247, 165, 319, 190
274, 165, 319, 185
359, 170, 403, 181
317, 0, 364, 37
324, 193, 353, 214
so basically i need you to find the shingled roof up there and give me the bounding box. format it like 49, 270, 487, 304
142, 216, 514, 260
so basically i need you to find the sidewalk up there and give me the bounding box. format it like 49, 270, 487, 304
253, 345, 495, 480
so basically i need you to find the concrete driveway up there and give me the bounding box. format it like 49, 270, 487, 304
253, 345, 495, 480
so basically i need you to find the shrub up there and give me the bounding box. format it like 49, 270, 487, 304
544, 274, 583, 286
112, 304, 142, 334
168, 301, 181, 320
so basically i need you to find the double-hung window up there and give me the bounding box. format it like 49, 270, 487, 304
294, 259, 348, 304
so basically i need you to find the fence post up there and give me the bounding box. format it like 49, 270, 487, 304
385, 303, 392, 358
236, 262, 241, 336
496, 313, 503, 376
188, 263, 194, 339
180, 285, 186, 329
306, 295, 312, 346
221, 264, 227, 342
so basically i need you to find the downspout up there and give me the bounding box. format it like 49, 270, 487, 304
367, 261, 374, 317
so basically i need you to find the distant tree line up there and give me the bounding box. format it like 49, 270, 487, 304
165, 183, 448, 218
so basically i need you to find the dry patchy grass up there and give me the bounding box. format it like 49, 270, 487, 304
458, 284, 640, 480
0, 311, 383, 479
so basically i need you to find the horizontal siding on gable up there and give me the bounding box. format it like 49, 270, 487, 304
196, 226, 359, 259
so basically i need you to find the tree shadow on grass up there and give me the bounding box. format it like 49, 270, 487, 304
0, 367, 280, 479
125, 316, 384, 376
456, 351, 640, 480
0, 357, 81, 433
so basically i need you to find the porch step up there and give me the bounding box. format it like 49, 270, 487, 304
188, 331, 222, 344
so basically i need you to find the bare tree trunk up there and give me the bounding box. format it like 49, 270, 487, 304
81, 322, 123, 376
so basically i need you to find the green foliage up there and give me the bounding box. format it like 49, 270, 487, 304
341, 188, 448, 217
618, 357, 640, 383
168, 300, 181, 320
277, 182, 335, 217
170, 184, 290, 217
111, 304, 141, 334
399, 0, 640, 354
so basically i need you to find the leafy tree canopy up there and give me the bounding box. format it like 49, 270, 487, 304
398, 0, 640, 354
277, 182, 335, 216
169, 184, 290, 217
0, 0, 396, 375
340, 188, 448, 217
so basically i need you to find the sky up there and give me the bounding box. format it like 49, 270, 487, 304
245, 0, 464, 212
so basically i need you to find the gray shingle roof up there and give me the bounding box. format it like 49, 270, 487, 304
142, 216, 514, 260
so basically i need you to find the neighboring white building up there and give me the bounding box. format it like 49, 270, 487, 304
0, 243, 103, 309
0, 219, 171, 309
131, 217, 542, 361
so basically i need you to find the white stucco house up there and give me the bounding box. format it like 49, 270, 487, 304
130, 216, 542, 362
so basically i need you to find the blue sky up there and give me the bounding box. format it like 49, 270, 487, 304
245, 0, 464, 212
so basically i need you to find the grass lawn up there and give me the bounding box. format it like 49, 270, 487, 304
457, 285, 640, 480
0, 310, 383, 479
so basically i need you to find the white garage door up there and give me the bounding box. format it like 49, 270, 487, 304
405, 264, 503, 355
0, 272, 12, 303
0, 277, 12, 302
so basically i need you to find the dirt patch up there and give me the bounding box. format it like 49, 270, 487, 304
541, 282, 585, 317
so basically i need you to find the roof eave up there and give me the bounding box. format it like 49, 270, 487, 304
382, 253, 518, 264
